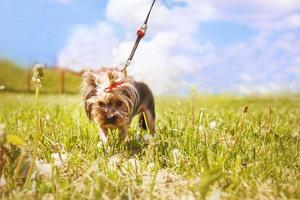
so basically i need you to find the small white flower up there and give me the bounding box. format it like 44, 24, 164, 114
180, 191, 195, 200
36, 160, 52, 178
98, 129, 108, 144
143, 134, 154, 142
125, 158, 140, 171
209, 121, 217, 129
42, 193, 54, 200
207, 189, 221, 200
0, 124, 5, 137
172, 149, 181, 165
147, 162, 155, 171
44, 114, 50, 121
134, 134, 140, 141
51, 153, 67, 168
198, 125, 205, 133
108, 154, 122, 170
96, 142, 102, 148
0, 175, 6, 187
0, 85, 5, 90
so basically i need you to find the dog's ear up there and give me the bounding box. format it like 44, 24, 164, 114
107, 70, 117, 85
84, 101, 93, 121
81, 71, 97, 121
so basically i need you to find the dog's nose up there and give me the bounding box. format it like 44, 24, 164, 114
106, 115, 117, 124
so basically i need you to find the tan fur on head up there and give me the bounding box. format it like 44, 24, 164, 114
81, 68, 138, 127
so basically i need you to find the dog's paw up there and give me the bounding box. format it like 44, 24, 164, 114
124, 136, 131, 144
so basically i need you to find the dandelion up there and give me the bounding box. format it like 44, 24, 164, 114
180, 191, 195, 200
207, 189, 221, 200
42, 193, 54, 200
51, 143, 64, 152
143, 134, 154, 142
44, 113, 50, 121
36, 160, 52, 178
6, 134, 25, 146
0, 124, 5, 144
209, 121, 217, 129
242, 106, 248, 113
25, 63, 45, 187
0, 124, 4, 136
51, 153, 67, 168
147, 162, 155, 171
31, 63, 44, 86
0, 175, 6, 187
125, 158, 140, 171
96, 142, 102, 148
108, 154, 122, 170
134, 134, 140, 141
198, 125, 205, 133
172, 148, 181, 165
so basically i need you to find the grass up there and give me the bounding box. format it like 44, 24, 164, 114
0, 92, 299, 199
0, 60, 81, 93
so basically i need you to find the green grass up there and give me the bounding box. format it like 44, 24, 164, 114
0, 92, 299, 199
0, 60, 81, 93
0, 60, 28, 92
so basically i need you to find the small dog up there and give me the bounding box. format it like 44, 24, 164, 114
81, 68, 156, 143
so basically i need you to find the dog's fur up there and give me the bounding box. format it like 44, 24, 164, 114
81, 68, 155, 143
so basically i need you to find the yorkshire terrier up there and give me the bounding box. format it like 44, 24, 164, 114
81, 68, 156, 143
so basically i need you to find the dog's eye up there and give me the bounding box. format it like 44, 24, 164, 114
98, 102, 105, 107
116, 100, 123, 107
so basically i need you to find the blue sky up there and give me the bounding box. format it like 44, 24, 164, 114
0, 0, 107, 64
0, 0, 299, 95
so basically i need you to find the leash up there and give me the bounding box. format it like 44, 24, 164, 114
121, 0, 156, 76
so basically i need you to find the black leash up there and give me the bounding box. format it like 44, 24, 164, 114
121, 0, 156, 76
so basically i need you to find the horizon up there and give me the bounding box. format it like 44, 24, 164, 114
0, 0, 299, 95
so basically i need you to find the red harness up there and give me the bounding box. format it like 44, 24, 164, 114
104, 81, 125, 93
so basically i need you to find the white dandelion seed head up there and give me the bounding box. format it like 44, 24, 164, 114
134, 134, 140, 141
143, 134, 154, 142
209, 121, 217, 129
108, 154, 122, 170
0, 124, 5, 137
51, 153, 67, 168
125, 158, 140, 171
147, 162, 155, 171
172, 148, 181, 165
44, 114, 50, 121
36, 160, 52, 178
0, 175, 6, 187
198, 125, 205, 133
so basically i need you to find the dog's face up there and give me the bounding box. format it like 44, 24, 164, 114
88, 95, 129, 128
81, 68, 137, 128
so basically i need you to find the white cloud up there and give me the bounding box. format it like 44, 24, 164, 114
199, 0, 300, 29
197, 30, 300, 94
57, 0, 300, 95
58, 21, 119, 71
58, 0, 208, 95
111, 32, 204, 95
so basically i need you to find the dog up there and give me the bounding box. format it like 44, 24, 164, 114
81, 68, 155, 143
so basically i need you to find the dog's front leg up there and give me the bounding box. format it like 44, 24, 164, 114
120, 126, 131, 143
99, 127, 108, 144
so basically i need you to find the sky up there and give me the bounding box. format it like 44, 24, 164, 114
0, 0, 299, 95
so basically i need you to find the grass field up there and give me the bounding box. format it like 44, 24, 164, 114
0, 60, 81, 93
0, 92, 300, 199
